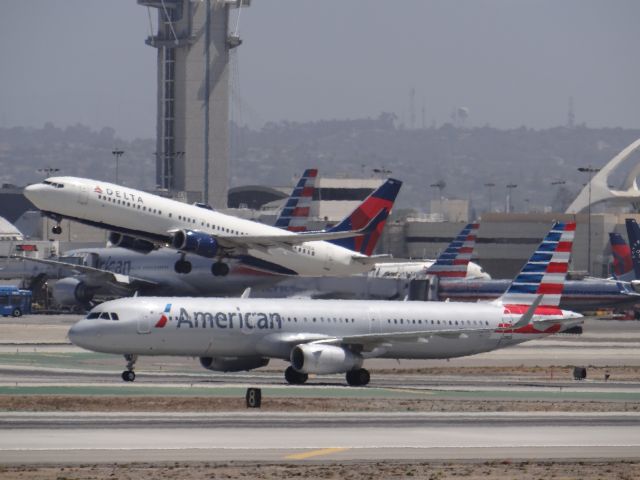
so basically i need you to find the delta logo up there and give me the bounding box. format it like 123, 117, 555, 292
155, 304, 172, 328
94, 186, 103, 194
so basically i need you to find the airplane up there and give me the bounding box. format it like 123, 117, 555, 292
4, 170, 321, 306
435, 229, 640, 311
253, 222, 490, 300
68, 221, 583, 386
609, 231, 634, 281
24, 175, 401, 278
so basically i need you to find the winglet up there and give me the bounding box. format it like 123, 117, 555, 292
511, 295, 543, 329
241, 287, 252, 298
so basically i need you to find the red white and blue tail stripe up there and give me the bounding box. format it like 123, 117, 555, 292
426, 223, 479, 277
274, 169, 318, 232
497, 221, 576, 307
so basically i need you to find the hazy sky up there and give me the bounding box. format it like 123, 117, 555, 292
1, 0, 639, 139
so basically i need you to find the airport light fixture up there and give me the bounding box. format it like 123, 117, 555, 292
577, 166, 601, 274
505, 183, 517, 213
484, 182, 495, 212
112, 149, 124, 184
37, 167, 60, 177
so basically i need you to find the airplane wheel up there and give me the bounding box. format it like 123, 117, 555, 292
52, 225, 62, 235
346, 368, 370, 387
211, 262, 230, 277
121, 370, 136, 382
285, 366, 308, 385
174, 260, 192, 274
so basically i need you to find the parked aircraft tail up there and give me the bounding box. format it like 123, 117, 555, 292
274, 169, 318, 232
327, 178, 402, 256
497, 221, 576, 307
609, 231, 633, 280
426, 223, 480, 277
624, 219, 640, 280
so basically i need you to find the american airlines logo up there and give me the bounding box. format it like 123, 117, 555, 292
154, 303, 284, 330
94, 185, 144, 204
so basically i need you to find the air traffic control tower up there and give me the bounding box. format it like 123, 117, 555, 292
138, 0, 249, 208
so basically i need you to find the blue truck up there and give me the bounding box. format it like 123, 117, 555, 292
0, 286, 32, 317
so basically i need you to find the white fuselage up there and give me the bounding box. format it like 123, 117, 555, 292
24, 177, 372, 277
69, 296, 582, 361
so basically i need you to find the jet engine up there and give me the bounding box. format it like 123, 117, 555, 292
199, 356, 269, 372
109, 232, 155, 254
51, 277, 95, 306
172, 230, 219, 258
290, 344, 363, 374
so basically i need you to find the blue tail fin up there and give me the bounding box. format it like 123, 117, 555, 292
274, 169, 317, 232
498, 221, 576, 307
609, 231, 633, 280
426, 222, 479, 277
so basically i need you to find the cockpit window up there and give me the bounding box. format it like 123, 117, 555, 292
42, 180, 64, 188
86, 312, 100, 319
100, 312, 111, 320
110, 313, 119, 321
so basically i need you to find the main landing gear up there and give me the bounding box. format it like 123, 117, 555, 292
174, 254, 192, 274
346, 368, 370, 386
121, 354, 137, 382
211, 261, 230, 276
283, 366, 371, 386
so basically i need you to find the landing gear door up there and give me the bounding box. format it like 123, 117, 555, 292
137, 311, 152, 334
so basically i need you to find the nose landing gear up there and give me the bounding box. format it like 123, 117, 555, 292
51, 224, 62, 235
121, 354, 138, 382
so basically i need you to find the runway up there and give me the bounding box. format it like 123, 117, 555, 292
2, 412, 640, 464
1, 314, 639, 467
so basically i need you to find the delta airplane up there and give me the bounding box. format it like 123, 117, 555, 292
8, 170, 321, 306
68, 222, 583, 386
25, 175, 401, 278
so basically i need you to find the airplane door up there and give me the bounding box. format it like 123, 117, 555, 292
78, 185, 89, 205
369, 307, 381, 334
137, 311, 152, 334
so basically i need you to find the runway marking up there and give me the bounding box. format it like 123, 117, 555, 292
284, 447, 349, 460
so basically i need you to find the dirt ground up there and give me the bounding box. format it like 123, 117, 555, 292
1, 460, 639, 480
1, 395, 639, 412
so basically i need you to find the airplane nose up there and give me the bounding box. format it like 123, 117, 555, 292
24, 183, 46, 206
68, 321, 95, 349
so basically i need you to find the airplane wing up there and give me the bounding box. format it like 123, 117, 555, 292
191, 208, 389, 251
10, 255, 159, 288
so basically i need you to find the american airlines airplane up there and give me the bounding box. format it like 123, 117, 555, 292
25, 176, 401, 278
68, 222, 582, 386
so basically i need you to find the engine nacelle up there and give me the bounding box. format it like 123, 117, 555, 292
108, 232, 155, 254
51, 277, 95, 306
199, 356, 269, 372
172, 230, 219, 258
290, 344, 363, 374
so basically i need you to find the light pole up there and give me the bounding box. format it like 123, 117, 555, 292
506, 183, 517, 213
577, 166, 601, 274
112, 149, 124, 184
484, 182, 495, 212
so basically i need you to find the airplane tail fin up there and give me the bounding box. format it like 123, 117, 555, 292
624, 219, 640, 280
609, 231, 633, 280
274, 169, 318, 232
426, 222, 479, 277
327, 178, 402, 255
496, 221, 576, 307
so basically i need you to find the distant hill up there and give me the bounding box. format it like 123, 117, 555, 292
2, 118, 639, 213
